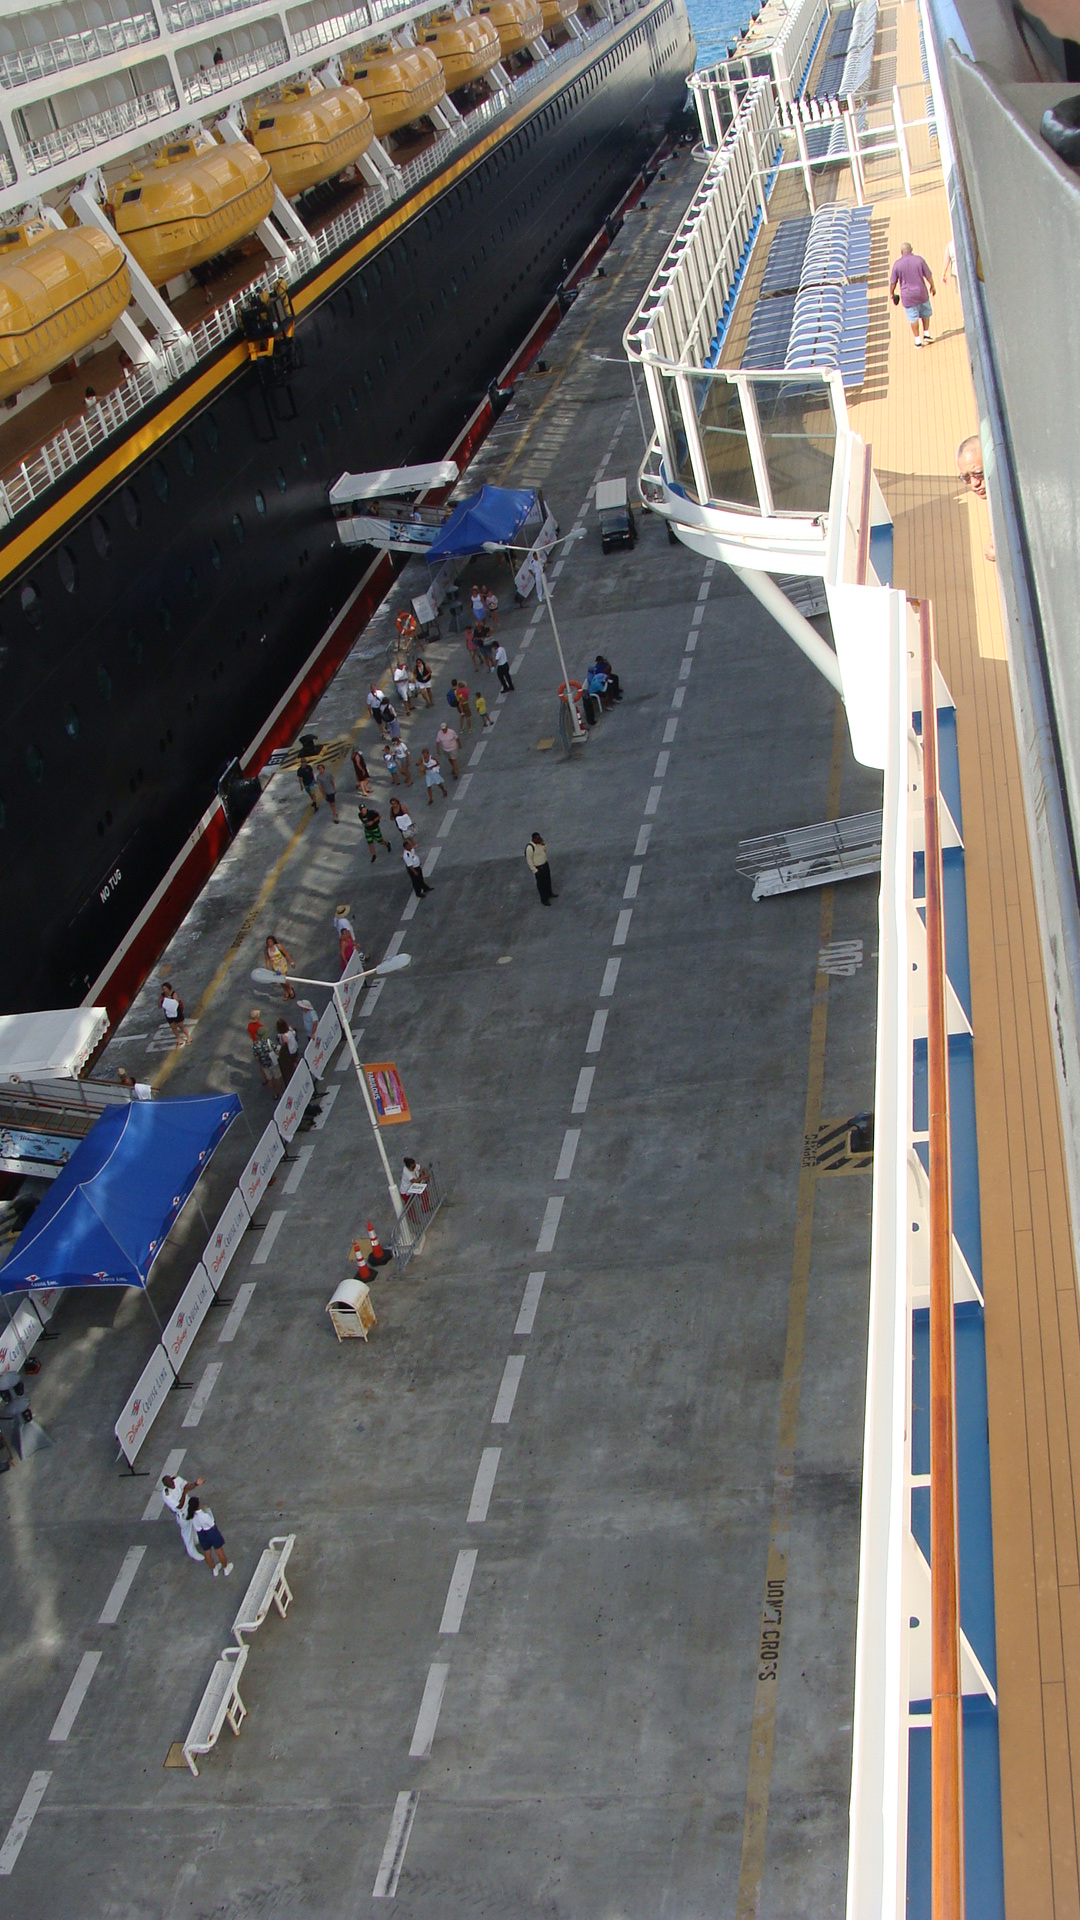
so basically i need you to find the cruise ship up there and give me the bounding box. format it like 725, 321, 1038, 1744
0, 0, 693, 1017
624, 0, 1080, 1911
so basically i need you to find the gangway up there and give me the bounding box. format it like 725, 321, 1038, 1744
329, 461, 459, 552
736, 809, 882, 899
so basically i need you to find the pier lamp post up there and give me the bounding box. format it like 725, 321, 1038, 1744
482, 528, 587, 742
250, 953, 410, 1218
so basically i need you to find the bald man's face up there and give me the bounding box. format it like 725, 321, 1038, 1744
958, 445, 986, 498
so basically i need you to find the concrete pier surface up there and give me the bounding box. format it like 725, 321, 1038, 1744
0, 151, 881, 1918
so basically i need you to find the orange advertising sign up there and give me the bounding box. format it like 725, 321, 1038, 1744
363, 1061, 410, 1125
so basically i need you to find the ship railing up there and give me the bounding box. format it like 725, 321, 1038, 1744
0, 12, 610, 529
0, 150, 15, 188
19, 81, 180, 176
0, 12, 160, 92
291, 7, 371, 57
163, 0, 277, 30
692, 0, 827, 104
181, 37, 291, 104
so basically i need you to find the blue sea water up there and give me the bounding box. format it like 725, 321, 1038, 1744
685, 0, 752, 69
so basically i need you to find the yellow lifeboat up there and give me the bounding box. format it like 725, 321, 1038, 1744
540, 0, 578, 30
473, 0, 544, 59
111, 134, 275, 286
418, 11, 502, 89
343, 44, 446, 140
248, 81, 374, 199
0, 220, 130, 402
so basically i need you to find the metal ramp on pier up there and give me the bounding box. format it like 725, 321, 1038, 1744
736, 809, 882, 899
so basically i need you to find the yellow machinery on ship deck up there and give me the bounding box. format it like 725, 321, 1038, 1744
540, 0, 578, 30
240, 278, 301, 384
0, 219, 130, 401
473, 0, 544, 60
248, 80, 374, 199
111, 133, 274, 286
343, 43, 447, 139
419, 9, 502, 88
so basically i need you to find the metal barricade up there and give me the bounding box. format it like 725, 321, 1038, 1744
390, 1162, 444, 1267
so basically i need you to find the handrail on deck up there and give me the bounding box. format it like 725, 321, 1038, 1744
919, 599, 966, 1920
855, 441, 873, 585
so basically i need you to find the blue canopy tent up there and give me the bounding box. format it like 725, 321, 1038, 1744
0, 1095, 241, 1293
425, 484, 538, 563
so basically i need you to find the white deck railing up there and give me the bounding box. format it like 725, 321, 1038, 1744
0, 12, 160, 91
19, 81, 180, 175
181, 37, 291, 102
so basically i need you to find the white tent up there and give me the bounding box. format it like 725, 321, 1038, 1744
0, 1007, 109, 1081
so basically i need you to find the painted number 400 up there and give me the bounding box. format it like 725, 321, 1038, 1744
99, 868, 121, 905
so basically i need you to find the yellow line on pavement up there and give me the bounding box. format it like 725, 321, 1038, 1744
734, 699, 847, 1920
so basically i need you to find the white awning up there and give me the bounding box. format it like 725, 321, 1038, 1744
0, 1007, 109, 1081
328, 461, 459, 507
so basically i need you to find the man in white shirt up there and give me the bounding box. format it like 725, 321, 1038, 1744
494, 642, 514, 693
161, 1470, 205, 1560
402, 838, 433, 899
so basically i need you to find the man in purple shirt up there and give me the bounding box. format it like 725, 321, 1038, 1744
889, 241, 936, 346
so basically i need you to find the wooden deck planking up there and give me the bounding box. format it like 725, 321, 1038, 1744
715, 3, 1080, 1908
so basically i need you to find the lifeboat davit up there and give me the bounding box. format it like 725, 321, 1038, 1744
344, 44, 446, 140
419, 11, 502, 89
540, 0, 578, 30
111, 134, 275, 286
249, 81, 374, 198
474, 0, 544, 59
0, 220, 130, 401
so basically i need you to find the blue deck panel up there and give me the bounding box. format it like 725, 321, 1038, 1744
912, 850, 973, 1022
913, 706, 963, 839
869, 520, 894, 586
910, 1304, 997, 1684
907, 1698, 1005, 1919
913, 1035, 983, 1284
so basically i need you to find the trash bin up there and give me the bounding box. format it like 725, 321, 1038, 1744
326, 1278, 377, 1342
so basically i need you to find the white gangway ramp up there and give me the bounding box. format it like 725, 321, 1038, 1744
736, 810, 883, 900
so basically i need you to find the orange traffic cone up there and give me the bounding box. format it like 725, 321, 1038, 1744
367, 1219, 393, 1266
351, 1240, 377, 1284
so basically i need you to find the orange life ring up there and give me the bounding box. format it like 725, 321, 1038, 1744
396, 609, 417, 639
558, 680, 584, 707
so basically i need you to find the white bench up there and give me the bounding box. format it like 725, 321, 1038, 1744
183, 1643, 248, 1776
232, 1534, 296, 1645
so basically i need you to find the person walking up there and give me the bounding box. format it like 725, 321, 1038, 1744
350, 747, 372, 795
421, 745, 447, 803
435, 721, 460, 779
296, 755, 318, 811
315, 760, 339, 822
475, 690, 492, 730
276, 1018, 299, 1085
366, 684, 385, 720
247, 1008, 283, 1091
186, 1493, 233, 1576
494, 642, 514, 693
264, 934, 295, 998
889, 240, 936, 346
453, 678, 474, 731
414, 657, 434, 707
402, 838, 433, 898
389, 796, 416, 843
359, 801, 392, 861
392, 661, 416, 712
161, 1470, 205, 1562
297, 998, 317, 1042
159, 982, 191, 1047
333, 903, 356, 967
470, 584, 487, 626
525, 832, 556, 905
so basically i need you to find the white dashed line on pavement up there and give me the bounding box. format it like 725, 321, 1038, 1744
384, 931, 406, 959
492, 1355, 526, 1424
663, 718, 679, 743
251, 1210, 285, 1266
422, 846, 442, 879
672, 685, 686, 707
684, 633, 698, 653
401, 894, 419, 922
283, 1145, 314, 1193
586, 1011, 608, 1053
311, 1083, 340, 1128
455, 774, 474, 799
644, 787, 662, 816
182, 1362, 223, 1428
624, 866, 642, 900
535, 1196, 564, 1253
409, 1665, 450, 1758
679, 657, 693, 680
634, 825, 652, 857
514, 1273, 545, 1335
613, 909, 633, 946
572, 1066, 595, 1114
439, 1550, 478, 1634
654, 751, 670, 779
98, 1548, 145, 1626
691, 604, 706, 625
600, 958, 621, 996
143, 1449, 184, 1520
468, 739, 487, 766
218, 1282, 256, 1344
361, 977, 385, 1017
554, 1128, 580, 1181
437, 808, 459, 839
0, 1772, 51, 1877
49, 1652, 101, 1742
467, 1448, 501, 1522
372, 1790, 419, 1899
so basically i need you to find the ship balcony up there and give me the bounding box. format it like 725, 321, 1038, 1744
179, 29, 292, 103
0, 10, 160, 92
289, 3, 370, 59
163, 0, 281, 31
14, 68, 180, 176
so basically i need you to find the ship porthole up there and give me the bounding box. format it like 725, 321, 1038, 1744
57, 546, 77, 593
332, 404, 343, 429
298, 443, 308, 469
26, 743, 44, 782
316, 423, 326, 447
203, 413, 220, 454
63, 705, 79, 740
91, 515, 111, 559
232, 513, 245, 543
276, 468, 287, 493
97, 666, 112, 701
151, 459, 169, 502
121, 486, 141, 528
210, 540, 221, 569
19, 582, 42, 628
255, 490, 267, 515
179, 435, 196, 477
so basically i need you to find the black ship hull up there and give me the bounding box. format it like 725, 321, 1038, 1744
0, 0, 692, 1016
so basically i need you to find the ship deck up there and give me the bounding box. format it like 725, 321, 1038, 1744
725, 4, 1080, 1909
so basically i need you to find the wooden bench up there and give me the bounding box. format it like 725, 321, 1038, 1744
232, 1534, 296, 1645
183, 1643, 248, 1776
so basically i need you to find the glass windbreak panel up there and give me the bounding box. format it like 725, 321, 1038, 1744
659, 373, 697, 501
751, 379, 837, 515
693, 374, 759, 509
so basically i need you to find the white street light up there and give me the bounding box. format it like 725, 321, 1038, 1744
250, 953, 410, 1216
482, 529, 588, 743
